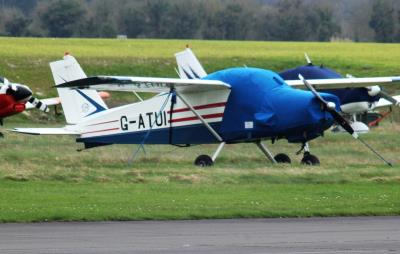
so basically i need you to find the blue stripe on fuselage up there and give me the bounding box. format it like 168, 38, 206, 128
78, 122, 222, 145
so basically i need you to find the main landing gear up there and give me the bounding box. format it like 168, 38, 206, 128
193, 141, 321, 167
194, 141, 293, 167
256, 141, 291, 164
194, 142, 225, 167
274, 153, 291, 163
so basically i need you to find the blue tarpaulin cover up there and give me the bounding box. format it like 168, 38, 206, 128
204, 67, 339, 142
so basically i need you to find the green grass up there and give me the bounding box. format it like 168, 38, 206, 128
1, 37, 400, 96
0, 38, 400, 222
1, 181, 399, 222
0, 123, 399, 222
2, 123, 400, 185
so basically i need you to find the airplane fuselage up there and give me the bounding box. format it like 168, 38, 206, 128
0, 94, 26, 118
0, 83, 32, 119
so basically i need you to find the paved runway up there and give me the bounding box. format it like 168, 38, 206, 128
0, 216, 399, 254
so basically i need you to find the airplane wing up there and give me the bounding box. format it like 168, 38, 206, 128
56, 76, 231, 93
286, 77, 400, 89
375, 95, 400, 108
25, 97, 61, 110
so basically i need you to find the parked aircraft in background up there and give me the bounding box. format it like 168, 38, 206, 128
0, 76, 52, 136
279, 54, 400, 133
0, 59, 110, 138
13, 53, 400, 166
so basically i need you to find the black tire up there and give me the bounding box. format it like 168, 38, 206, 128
301, 152, 320, 166
194, 155, 214, 167
274, 153, 291, 163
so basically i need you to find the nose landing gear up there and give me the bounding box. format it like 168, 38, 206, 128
298, 143, 320, 166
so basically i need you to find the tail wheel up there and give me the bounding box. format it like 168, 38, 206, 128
301, 152, 320, 166
194, 155, 213, 167
274, 153, 291, 163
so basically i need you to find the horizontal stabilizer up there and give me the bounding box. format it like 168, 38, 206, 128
11, 127, 79, 135
56, 76, 231, 93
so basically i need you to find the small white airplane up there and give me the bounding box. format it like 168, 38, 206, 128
12, 53, 400, 166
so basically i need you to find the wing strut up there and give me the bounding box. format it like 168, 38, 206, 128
175, 92, 223, 142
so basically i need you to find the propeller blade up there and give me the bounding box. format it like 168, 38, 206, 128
379, 90, 400, 106
298, 74, 327, 104
327, 108, 358, 138
28, 97, 49, 113
299, 74, 392, 166
298, 74, 357, 138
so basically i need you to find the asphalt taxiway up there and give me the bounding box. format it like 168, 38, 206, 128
0, 216, 399, 254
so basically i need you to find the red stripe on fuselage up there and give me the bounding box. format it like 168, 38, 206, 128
167, 102, 226, 114
87, 120, 119, 127
170, 113, 224, 123
82, 127, 119, 135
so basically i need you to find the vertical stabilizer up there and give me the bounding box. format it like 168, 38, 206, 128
50, 54, 108, 124
175, 48, 207, 79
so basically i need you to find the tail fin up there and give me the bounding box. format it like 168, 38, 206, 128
50, 54, 108, 124
175, 48, 207, 79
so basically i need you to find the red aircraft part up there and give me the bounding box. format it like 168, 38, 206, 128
98, 91, 110, 100
0, 94, 26, 118
368, 110, 392, 127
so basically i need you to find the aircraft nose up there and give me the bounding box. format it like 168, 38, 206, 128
307, 93, 339, 121
8, 85, 32, 102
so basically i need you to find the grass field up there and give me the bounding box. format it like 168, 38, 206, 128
1, 123, 399, 222
0, 38, 400, 222
1, 37, 400, 96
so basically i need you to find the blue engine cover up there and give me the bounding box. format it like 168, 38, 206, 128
204, 68, 339, 143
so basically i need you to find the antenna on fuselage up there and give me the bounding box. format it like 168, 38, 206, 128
304, 53, 312, 66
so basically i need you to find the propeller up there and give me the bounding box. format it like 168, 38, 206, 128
298, 74, 357, 138
28, 96, 49, 112
299, 74, 392, 166
377, 90, 400, 107
346, 74, 400, 107
0, 77, 49, 113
